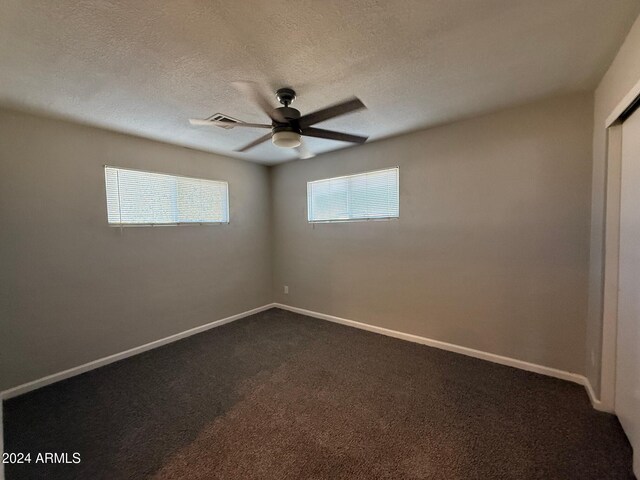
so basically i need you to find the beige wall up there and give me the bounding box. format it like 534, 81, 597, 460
0, 109, 272, 391
0, 92, 596, 391
272, 93, 593, 375
587, 14, 640, 398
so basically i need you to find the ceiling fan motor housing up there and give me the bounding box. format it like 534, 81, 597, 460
273, 106, 300, 129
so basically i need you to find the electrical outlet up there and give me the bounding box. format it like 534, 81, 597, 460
284, 285, 289, 294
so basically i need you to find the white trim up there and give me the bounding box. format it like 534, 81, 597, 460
583, 377, 606, 412
0, 304, 276, 401
599, 80, 640, 413
0, 300, 608, 465
600, 124, 623, 413
605, 76, 640, 127
273, 303, 608, 410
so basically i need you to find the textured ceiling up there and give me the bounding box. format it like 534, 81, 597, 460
1, 1, 639, 164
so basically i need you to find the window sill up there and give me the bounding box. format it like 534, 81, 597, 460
308, 217, 399, 224
108, 222, 229, 227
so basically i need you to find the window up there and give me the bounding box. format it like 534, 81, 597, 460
307, 167, 399, 222
104, 166, 229, 225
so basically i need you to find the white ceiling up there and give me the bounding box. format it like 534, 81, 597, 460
1, 1, 639, 165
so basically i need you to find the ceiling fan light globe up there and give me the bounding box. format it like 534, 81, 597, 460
272, 131, 301, 148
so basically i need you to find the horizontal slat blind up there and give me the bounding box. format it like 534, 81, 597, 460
307, 167, 399, 222
104, 167, 229, 225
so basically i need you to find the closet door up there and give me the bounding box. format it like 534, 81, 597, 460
617, 106, 640, 475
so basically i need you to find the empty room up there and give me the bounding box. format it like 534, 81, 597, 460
2, 1, 640, 479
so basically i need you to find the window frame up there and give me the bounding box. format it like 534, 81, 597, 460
104, 165, 230, 227
306, 166, 400, 224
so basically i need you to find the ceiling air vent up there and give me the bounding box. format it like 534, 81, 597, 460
205, 113, 242, 129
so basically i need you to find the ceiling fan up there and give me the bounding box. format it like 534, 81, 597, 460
189, 82, 368, 159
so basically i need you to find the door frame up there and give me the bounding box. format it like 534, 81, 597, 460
600, 78, 640, 412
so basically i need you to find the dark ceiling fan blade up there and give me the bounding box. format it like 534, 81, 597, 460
232, 81, 287, 124
235, 133, 272, 152
301, 127, 368, 144
189, 119, 271, 128
298, 97, 366, 128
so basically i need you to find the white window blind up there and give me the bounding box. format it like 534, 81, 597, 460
307, 167, 399, 222
104, 166, 229, 225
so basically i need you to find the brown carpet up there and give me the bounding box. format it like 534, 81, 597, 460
3, 308, 635, 479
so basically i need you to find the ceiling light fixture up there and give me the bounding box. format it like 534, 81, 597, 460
272, 130, 301, 148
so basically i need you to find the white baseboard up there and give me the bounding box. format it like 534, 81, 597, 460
582, 377, 607, 412
1, 303, 276, 401
273, 303, 606, 410
0, 301, 607, 469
